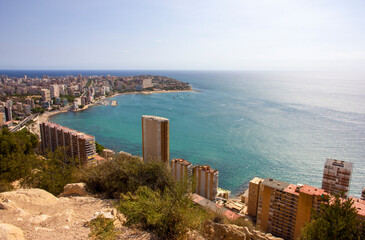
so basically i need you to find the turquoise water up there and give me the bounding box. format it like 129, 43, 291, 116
6, 70, 364, 197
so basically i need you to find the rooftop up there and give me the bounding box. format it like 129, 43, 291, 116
250, 177, 264, 184
325, 158, 353, 170
194, 165, 218, 174
43, 121, 94, 139
171, 158, 192, 166
299, 185, 326, 196
351, 197, 365, 217
262, 178, 290, 191
142, 115, 169, 122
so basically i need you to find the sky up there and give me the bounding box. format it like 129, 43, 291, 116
0, 0, 365, 71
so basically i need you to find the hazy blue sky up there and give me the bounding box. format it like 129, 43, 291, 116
1, 0, 365, 70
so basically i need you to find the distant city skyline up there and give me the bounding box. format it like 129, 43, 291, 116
1, 0, 365, 71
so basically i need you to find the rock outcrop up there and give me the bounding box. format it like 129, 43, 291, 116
202, 220, 282, 240
58, 183, 90, 197
0, 223, 25, 240
0, 188, 119, 239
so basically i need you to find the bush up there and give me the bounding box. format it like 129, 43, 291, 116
0, 128, 39, 183
86, 215, 116, 240
117, 184, 209, 239
301, 194, 365, 240
22, 147, 82, 196
95, 141, 105, 155
0, 180, 13, 193
82, 154, 174, 198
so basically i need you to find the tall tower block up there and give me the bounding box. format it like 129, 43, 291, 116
171, 158, 193, 181
247, 177, 264, 217
193, 165, 218, 200
321, 158, 352, 197
142, 115, 169, 164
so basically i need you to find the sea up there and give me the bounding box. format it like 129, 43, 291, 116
2, 70, 365, 197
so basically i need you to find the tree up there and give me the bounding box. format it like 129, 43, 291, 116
301, 195, 365, 240
95, 141, 105, 155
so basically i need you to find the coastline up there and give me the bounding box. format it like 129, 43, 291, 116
30, 88, 198, 136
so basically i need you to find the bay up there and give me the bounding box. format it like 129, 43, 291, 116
3, 70, 364, 197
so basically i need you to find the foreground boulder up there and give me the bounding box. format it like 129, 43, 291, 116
58, 183, 90, 197
203, 220, 282, 240
0, 223, 25, 240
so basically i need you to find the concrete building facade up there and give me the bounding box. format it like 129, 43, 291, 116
247, 177, 264, 217
193, 165, 218, 201
141, 115, 169, 164
322, 158, 352, 197
170, 158, 193, 182
41, 89, 51, 102
50, 85, 60, 98
40, 122, 96, 165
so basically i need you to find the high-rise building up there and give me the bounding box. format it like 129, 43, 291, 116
4, 107, 12, 122
16, 102, 23, 112
0, 112, 4, 126
170, 158, 193, 182
41, 89, 51, 102
193, 165, 218, 200
322, 158, 352, 197
141, 115, 169, 163
247, 177, 264, 217
40, 122, 96, 165
50, 85, 60, 98
255, 177, 365, 240
24, 104, 31, 115
257, 178, 327, 240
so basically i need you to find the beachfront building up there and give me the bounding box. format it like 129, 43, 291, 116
247, 177, 264, 218
193, 165, 219, 201
170, 158, 193, 182
41, 89, 51, 102
40, 122, 96, 165
321, 158, 352, 197
141, 115, 169, 164
50, 85, 60, 99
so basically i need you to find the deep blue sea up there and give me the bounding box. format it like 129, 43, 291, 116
2, 70, 365, 197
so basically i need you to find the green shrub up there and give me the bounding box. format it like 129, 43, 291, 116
22, 147, 81, 196
95, 141, 105, 155
0, 180, 13, 193
86, 215, 116, 240
117, 184, 208, 239
82, 154, 174, 198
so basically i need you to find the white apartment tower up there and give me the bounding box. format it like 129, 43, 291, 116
171, 158, 193, 182
50, 85, 60, 98
193, 165, 219, 200
142, 115, 169, 164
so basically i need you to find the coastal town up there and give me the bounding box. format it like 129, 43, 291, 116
0, 74, 192, 132
0, 73, 364, 240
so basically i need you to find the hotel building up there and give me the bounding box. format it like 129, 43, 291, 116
193, 165, 218, 201
247, 177, 264, 217
170, 158, 193, 182
40, 122, 96, 165
141, 115, 169, 164
322, 158, 352, 197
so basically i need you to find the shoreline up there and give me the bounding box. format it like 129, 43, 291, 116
30, 88, 198, 136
